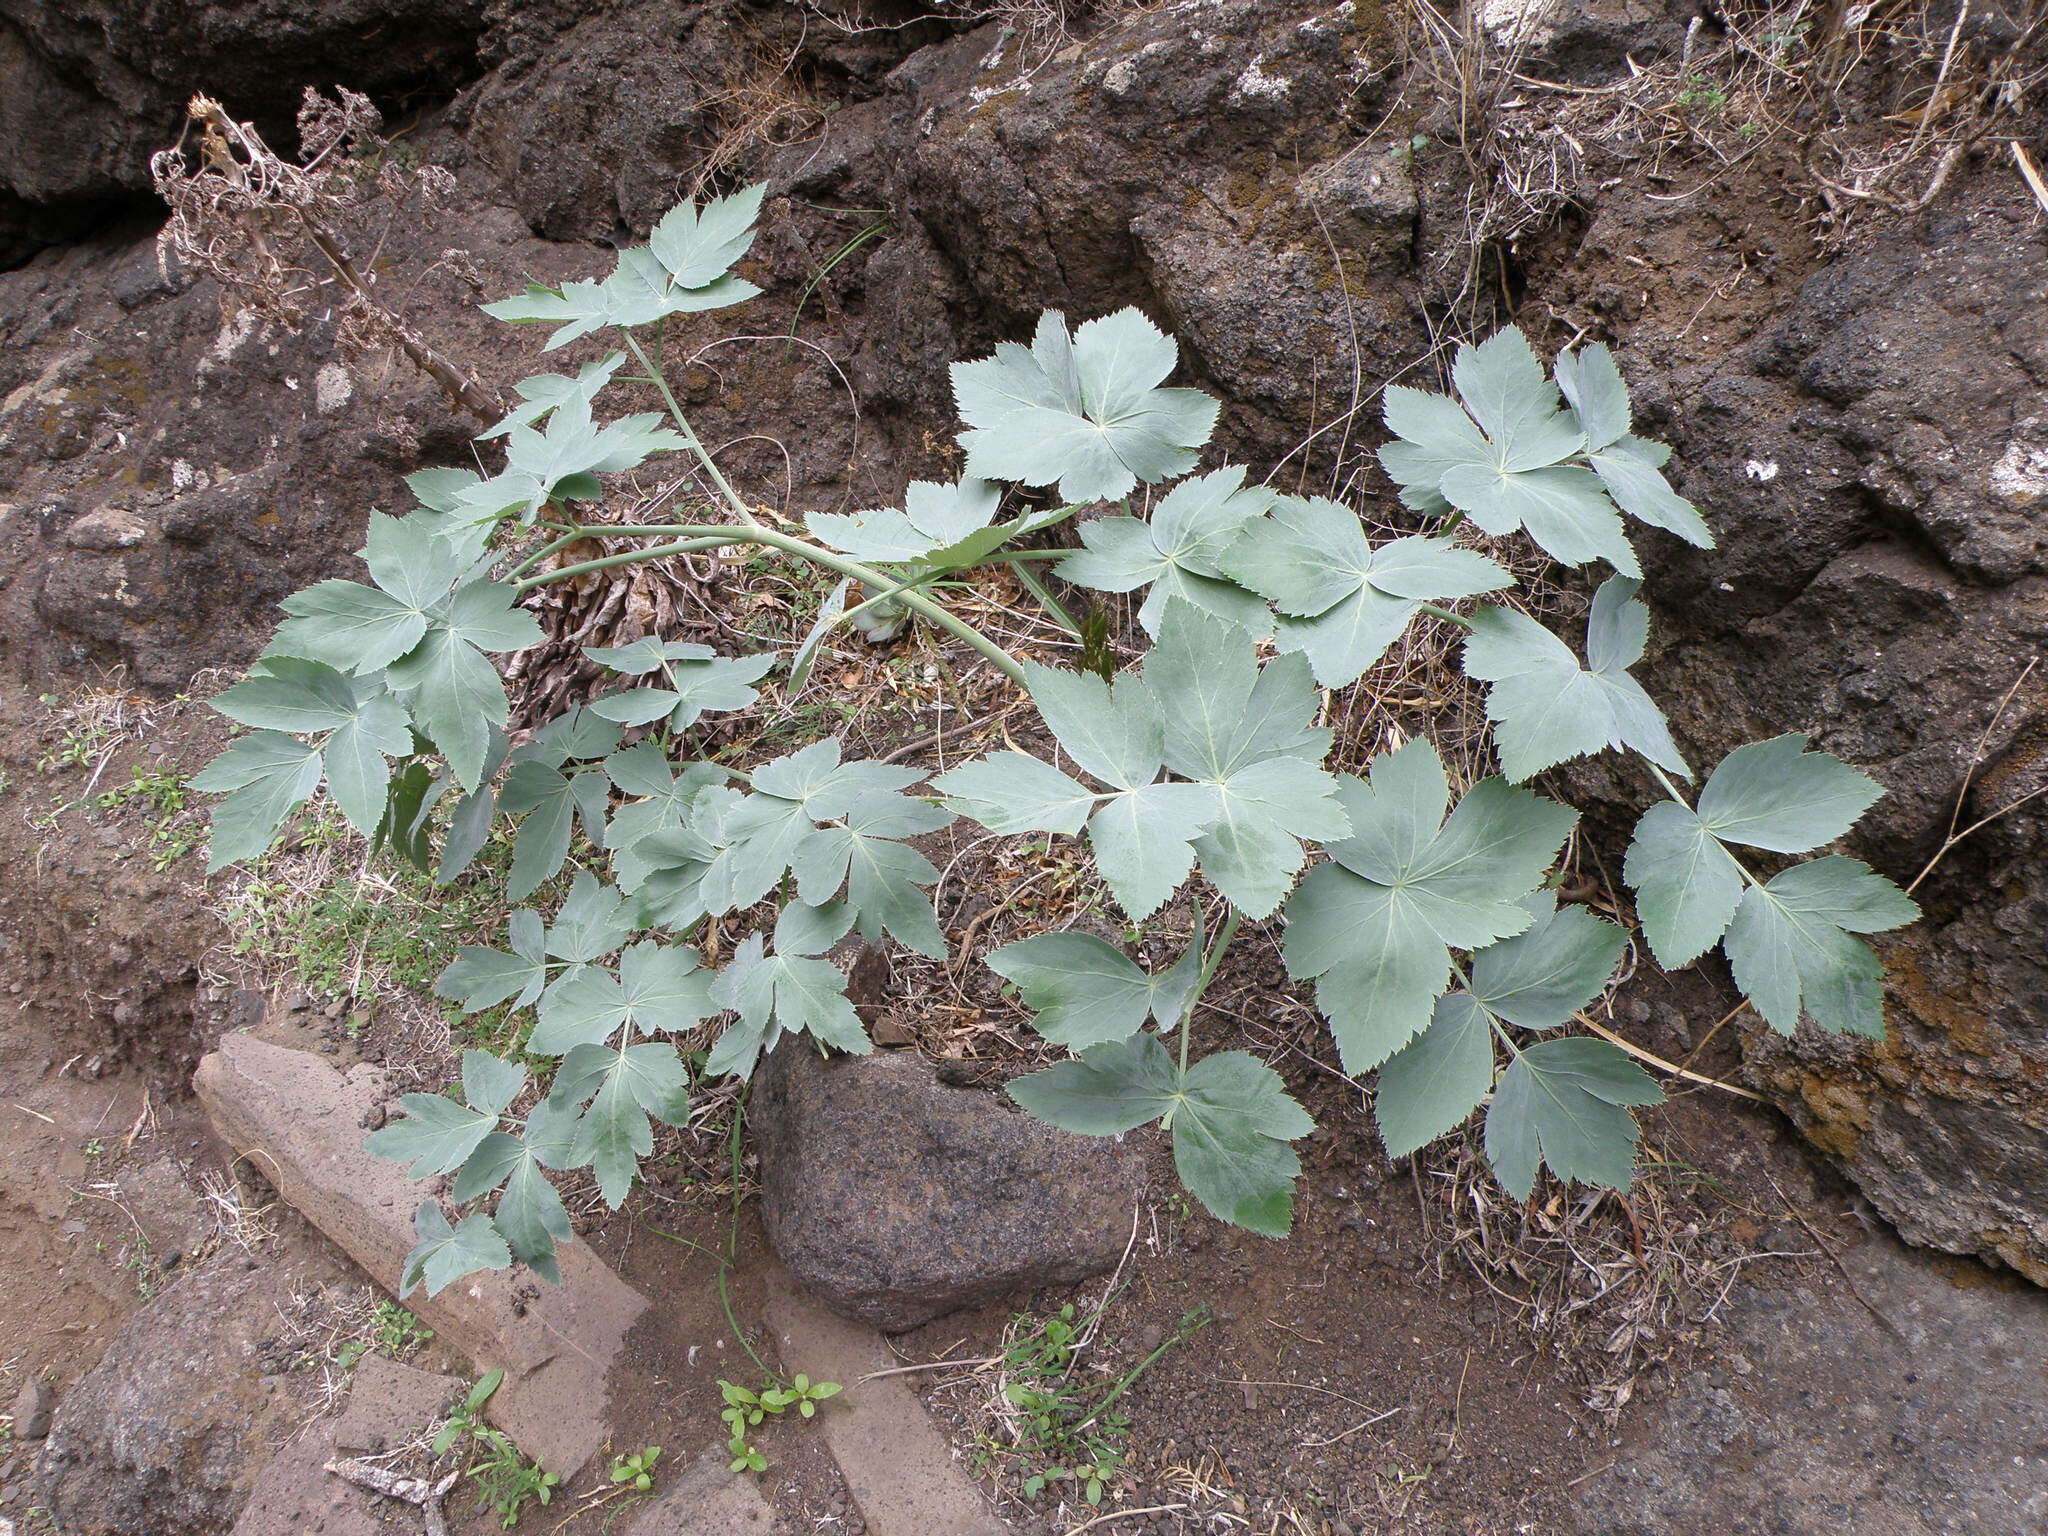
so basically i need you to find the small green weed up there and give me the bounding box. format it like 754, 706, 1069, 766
1675, 72, 1730, 113
719, 1373, 841, 1472
337, 1299, 435, 1368
428, 1371, 560, 1528
609, 1445, 663, 1491
975, 1303, 1207, 1507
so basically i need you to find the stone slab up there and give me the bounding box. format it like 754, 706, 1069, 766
334, 1352, 463, 1455
195, 1032, 647, 1476
763, 1271, 1006, 1536
626, 1449, 786, 1534
230, 1421, 386, 1536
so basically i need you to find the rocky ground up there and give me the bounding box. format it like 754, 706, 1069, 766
1, 1, 2045, 1533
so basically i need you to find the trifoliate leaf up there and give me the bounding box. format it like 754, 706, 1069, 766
1283, 739, 1576, 1071
605, 747, 726, 886
1693, 734, 1884, 854
1142, 603, 1348, 917
400, 1203, 512, 1298
751, 738, 921, 816
1374, 992, 1495, 1159
485, 232, 761, 350
1467, 900, 1627, 1029
1462, 575, 1688, 781
1057, 467, 1277, 636
460, 398, 686, 523
1484, 1037, 1661, 1201
386, 580, 543, 791
479, 352, 627, 439
1723, 858, 1916, 1037
1622, 801, 1745, 967
806, 478, 1004, 564
1221, 498, 1513, 688
192, 730, 325, 871
792, 793, 953, 958
987, 928, 1203, 1049
953, 308, 1219, 503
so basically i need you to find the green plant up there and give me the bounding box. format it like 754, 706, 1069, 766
609, 1444, 663, 1491
338, 1299, 435, 1368
977, 1302, 1205, 1506
426, 1371, 558, 1527
718, 1372, 841, 1472
196, 184, 1920, 1298
96, 765, 189, 814
1676, 72, 1730, 113
466, 1426, 560, 1527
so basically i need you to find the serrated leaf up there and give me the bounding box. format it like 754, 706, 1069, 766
774, 899, 856, 957
1057, 467, 1277, 635
649, 183, 766, 289
1468, 900, 1627, 1029
1374, 992, 1495, 1159
194, 730, 325, 871
463, 1050, 528, 1117
479, 352, 627, 440
929, 752, 1096, 835
1221, 498, 1513, 688
1283, 740, 1576, 1071
1722, 860, 1916, 1038
438, 909, 551, 1013
791, 794, 952, 958
213, 656, 361, 733
400, 1203, 512, 1298
1007, 1031, 1182, 1134
1141, 603, 1348, 916
1694, 734, 1884, 854
1622, 801, 1745, 967
1484, 1037, 1661, 1201
561, 1041, 690, 1205
528, 940, 714, 1053
987, 928, 1202, 1048
953, 308, 1219, 503
321, 685, 413, 836
496, 1147, 573, 1284
1463, 575, 1688, 781
586, 637, 714, 676
485, 241, 761, 351
1170, 1050, 1313, 1238
367, 1091, 499, 1178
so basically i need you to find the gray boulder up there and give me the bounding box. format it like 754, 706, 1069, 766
33, 1256, 303, 1534
752, 1043, 1146, 1332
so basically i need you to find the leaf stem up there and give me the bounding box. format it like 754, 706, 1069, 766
1178, 905, 1242, 1076
1415, 602, 1476, 631
619, 331, 760, 528
517, 523, 1028, 684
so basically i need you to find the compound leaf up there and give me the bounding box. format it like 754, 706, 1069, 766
807, 478, 1004, 564
928, 752, 1095, 835
367, 1091, 499, 1178
192, 730, 325, 871
954, 308, 1219, 503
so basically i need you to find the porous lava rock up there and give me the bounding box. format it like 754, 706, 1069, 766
751, 1042, 1146, 1332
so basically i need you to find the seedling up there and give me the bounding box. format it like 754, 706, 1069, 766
189, 184, 1919, 1303
609, 1444, 663, 1490
719, 1373, 842, 1472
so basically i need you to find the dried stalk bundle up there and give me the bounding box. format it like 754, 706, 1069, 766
149, 89, 502, 420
